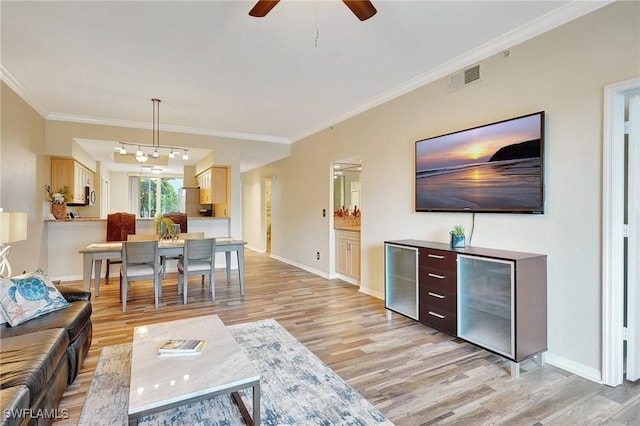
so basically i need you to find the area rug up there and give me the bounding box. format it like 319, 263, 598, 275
79, 318, 393, 425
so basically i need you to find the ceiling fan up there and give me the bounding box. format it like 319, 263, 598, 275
249, 0, 377, 22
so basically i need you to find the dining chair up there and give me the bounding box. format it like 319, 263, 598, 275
105, 212, 136, 283
177, 238, 216, 304
120, 240, 161, 313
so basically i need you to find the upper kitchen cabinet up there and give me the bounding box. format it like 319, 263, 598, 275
197, 166, 230, 217
51, 157, 94, 204
197, 168, 212, 204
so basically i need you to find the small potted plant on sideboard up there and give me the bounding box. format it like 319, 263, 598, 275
450, 224, 466, 248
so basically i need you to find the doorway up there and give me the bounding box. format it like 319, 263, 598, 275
265, 177, 272, 253
602, 77, 640, 386
332, 160, 362, 284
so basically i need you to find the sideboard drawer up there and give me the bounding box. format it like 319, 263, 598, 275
419, 304, 456, 335
419, 286, 456, 313
418, 268, 456, 293
419, 249, 457, 272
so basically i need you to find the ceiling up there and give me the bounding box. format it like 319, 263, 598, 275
1, 1, 609, 174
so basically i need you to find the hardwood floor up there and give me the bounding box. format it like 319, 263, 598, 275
57, 250, 639, 425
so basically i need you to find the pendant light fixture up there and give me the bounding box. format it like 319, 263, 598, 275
114, 98, 189, 166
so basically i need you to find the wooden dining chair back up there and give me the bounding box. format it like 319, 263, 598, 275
120, 240, 161, 312
162, 212, 187, 232
177, 238, 216, 304
105, 212, 136, 282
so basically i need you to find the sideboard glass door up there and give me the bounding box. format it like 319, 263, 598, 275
384, 243, 418, 320
457, 254, 515, 358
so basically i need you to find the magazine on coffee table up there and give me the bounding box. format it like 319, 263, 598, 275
157, 339, 206, 357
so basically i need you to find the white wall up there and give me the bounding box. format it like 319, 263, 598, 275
241, 1, 640, 380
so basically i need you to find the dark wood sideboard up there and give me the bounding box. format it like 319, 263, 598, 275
384, 239, 547, 376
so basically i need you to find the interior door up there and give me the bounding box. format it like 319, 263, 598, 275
626, 93, 639, 381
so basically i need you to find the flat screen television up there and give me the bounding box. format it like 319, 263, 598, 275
415, 111, 545, 214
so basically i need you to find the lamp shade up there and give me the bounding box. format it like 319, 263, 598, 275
0, 212, 28, 244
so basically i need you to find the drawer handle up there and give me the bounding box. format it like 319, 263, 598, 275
428, 311, 445, 319
428, 292, 445, 299
428, 254, 445, 259
428, 273, 445, 279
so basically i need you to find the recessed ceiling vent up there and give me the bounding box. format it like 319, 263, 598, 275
448, 64, 481, 92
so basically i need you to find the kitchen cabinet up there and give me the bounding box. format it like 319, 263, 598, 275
384, 239, 547, 376
211, 167, 227, 204
197, 169, 212, 204
197, 167, 229, 216
51, 158, 94, 204
336, 229, 361, 281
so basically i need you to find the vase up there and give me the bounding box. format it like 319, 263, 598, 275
51, 203, 67, 220
451, 234, 465, 248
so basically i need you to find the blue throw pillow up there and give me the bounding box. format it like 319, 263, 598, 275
0, 268, 70, 327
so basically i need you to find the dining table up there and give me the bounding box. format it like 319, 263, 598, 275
79, 238, 247, 297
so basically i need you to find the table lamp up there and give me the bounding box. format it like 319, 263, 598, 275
0, 210, 28, 278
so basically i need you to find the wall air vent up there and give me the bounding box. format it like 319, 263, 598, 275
448, 64, 481, 92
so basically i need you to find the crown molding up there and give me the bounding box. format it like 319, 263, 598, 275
46, 112, 291, 144
291, 0, 613, 142
0, 66, 49, 118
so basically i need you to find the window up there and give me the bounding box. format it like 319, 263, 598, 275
130, 176, 183, 218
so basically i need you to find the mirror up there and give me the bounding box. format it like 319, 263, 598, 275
333, 162, 361, 212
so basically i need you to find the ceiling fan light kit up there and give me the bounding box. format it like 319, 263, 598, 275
249, 0, 376, 21
113, 99, 189, 172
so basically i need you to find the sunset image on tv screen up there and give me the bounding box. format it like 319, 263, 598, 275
415, 112, 544, 213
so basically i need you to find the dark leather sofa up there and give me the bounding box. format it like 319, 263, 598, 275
0, 286, 92, 426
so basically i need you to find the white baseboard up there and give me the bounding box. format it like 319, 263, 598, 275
269, 254, 330, 279
544, 352, 602, 383
334, 273, 359, 286
245, 244, 265, 253
359, 285, 384, 300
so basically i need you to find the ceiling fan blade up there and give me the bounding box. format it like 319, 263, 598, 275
249, 0, 280, 17
342, 0, 377, 21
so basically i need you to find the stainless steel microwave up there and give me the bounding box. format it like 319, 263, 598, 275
85, 186, 96, 206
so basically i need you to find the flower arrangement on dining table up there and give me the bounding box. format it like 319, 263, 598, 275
45, 185, 72, 204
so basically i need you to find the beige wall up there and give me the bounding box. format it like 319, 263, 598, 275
0, 82, 48, 274
241, 1, 640, 380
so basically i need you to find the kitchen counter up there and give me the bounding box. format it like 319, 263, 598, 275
45, 216, 229, 222
45, 216, 232, 280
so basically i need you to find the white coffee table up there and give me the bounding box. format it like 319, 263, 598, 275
128, 315, 260, 425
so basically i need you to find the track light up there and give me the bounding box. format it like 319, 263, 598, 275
182, 150, 189, 160
135, 146, 148, 163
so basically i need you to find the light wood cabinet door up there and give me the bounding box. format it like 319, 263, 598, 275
198, 169, 212, 204
336, 230, 360, 280
211, 167, 227, 204
336, 238, 350, 276
350, 239, 361, 280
